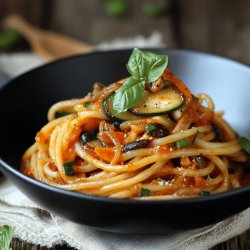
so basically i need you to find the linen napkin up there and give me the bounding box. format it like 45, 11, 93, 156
0, 33, 250, 249
0, 178, 250, 250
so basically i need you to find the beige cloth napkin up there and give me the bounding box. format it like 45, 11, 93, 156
0, 35, 250, 249
0, 178, 250, 250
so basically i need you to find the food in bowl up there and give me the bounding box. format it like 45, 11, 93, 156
21, 48, 250, 199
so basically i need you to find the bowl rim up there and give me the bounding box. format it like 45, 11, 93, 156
1, 48, 250, 205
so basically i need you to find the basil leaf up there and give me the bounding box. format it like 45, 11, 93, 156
127, 48, 168, 82
239, 137, 250, 153
143, 50, 168, 82
113, 48, 168, 113
126, 48, 168, 82
126, 48, 148, 80
113, 77, 145, 113
0, 225, 14, 250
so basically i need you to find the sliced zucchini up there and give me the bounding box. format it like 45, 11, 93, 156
102, 92, 141, 122
130, 87, 184, 116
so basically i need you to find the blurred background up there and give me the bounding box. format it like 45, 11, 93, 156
0, 0, 249, 64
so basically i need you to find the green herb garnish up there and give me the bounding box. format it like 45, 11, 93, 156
140, 188, 150, 197
200, 191, 211, 196
239, 137, 250, 153
176, 138, 189, 149
83, 101, 92, 108
145, 124, 157, 134
0, 225, 14, 250
113, 48, 168, 114
55, 110, 74, 118
63, 160, 76, 176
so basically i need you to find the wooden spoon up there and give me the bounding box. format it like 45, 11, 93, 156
3, 15, 96, 61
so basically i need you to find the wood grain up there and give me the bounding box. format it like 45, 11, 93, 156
48, 0, 176, 46
177, 0, 250, 64
0, 0, 44, 26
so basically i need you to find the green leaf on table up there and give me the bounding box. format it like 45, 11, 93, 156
0, 225, 14, 250
113, 77, 145, 114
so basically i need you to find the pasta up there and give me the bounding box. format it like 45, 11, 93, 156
21, 52, 250, 200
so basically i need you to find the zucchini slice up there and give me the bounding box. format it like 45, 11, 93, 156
130, 87, 184, 116
102, 92, 140, 122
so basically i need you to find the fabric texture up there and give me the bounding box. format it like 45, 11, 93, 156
0, 33, 249, 249
0, 179, 250, 250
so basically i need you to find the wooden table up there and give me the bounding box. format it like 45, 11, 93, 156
12, 229, 250, 250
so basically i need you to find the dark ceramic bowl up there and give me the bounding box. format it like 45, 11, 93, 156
0, 49, 250, 234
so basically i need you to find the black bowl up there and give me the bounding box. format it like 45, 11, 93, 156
0, 49, 250, 234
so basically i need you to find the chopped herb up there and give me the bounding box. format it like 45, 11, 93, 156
55, 110, 74, 118
140, 188, 150, 197
192, 130, 200, 145
176, 138, 189, 148
0, 225, 14, 250
195, 156, 203, 169
228, 167, 235, 174
83, 101, 91, 108
145, 124, 157, 134
113, 48, 168, 114
239, 137, 250, 154
200, 191, 211, 196
63, 160, 75, 176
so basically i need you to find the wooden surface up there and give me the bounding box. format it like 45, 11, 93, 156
0, 0, 250, 64
11, 229, 250, 250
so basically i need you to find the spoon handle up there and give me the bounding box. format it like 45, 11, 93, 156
3, 15, 41, 43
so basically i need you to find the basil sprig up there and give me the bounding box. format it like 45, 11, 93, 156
113, 48, 168, 114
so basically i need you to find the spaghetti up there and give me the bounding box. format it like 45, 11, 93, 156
22, 54, 249, 200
